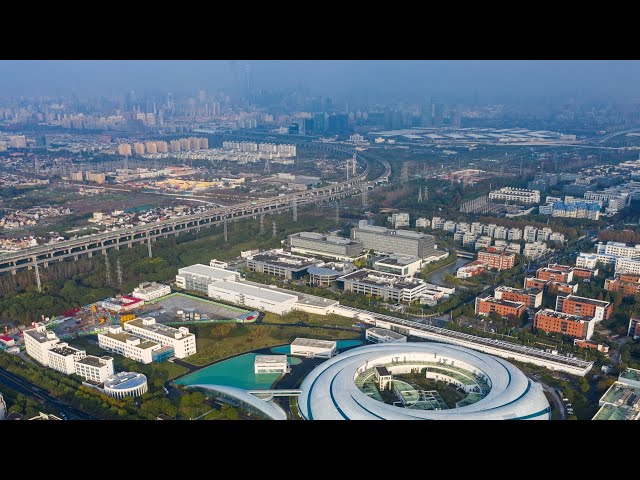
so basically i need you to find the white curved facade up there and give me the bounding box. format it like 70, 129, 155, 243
104, 372, 148, 399
188, 384, 288, 420
298, 342, 550, 420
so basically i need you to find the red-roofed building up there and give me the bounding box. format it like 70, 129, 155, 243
0, 335, 15, 347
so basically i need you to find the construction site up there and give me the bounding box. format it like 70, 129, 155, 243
47, 291, 259, 341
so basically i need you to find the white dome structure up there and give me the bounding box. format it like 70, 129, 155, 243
104, 372, 148, 399
298, 342, 550, 420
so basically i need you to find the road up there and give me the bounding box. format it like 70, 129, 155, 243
528, 373, 566, 420
0, 367, 96, 420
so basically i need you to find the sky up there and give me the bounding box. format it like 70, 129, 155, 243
0, 60, 638, 103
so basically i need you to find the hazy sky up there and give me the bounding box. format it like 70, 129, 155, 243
0, 60, 638, 103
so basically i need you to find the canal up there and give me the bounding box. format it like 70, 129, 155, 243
424, 258, 471, 286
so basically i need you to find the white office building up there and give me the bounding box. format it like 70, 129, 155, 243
524, 226, 538, 243
338, 268, 427, 302
416, 218, 430, 228
208, 280, 298, 315
524, 242, 550, 259
74, 355, 115, 383
494, 226, 507, 240
597, 242, 640, 259
488, 187, 541, 204
431, 217, 444, 229
131, 282, 171, 301
254, 355, 289, 374
175, 264, 239, 293
615, 258, 640, 276
290, 338, 336, 358
124, 317, 196, 359
389, 212, 410, 228
98, 326, 162, 364
23, 323, 61, 367
508, 228, 523, 241
46, 344, 87, 375
104, 372, 148, 399
471, 222, 484, 235
443, 220, 457, 232
373, 255, 423, 276
365, 328, 407, 344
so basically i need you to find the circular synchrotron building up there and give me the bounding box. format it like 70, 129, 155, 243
297, 342, 550, 420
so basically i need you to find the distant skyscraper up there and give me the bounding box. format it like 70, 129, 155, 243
451, 109, 462, 128
421, 97, 433, 127
433, 103, 445, 128
314, 113, 326, 133
304, 118, 315, 133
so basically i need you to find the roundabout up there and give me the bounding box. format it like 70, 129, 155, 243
298, 342, 550, 420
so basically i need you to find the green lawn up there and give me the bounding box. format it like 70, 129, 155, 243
262, 311, 360, 328
184, 323, 360, 366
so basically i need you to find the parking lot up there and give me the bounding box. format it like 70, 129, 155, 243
145, 293, 253, 323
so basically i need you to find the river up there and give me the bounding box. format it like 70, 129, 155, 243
424, 258, 471, 286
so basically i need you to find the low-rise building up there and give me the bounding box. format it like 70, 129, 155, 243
373, 255, 423, 276
175, 264, 240, 293
524, 242, 550, 259
593, 368, 640, 420
572, 267, 598, 280
74, 355, 114, 383
365, 328, 407, 344
98, 326, 163, 364
338, 268, 427, 302
124, 317, 196, 359
246, 250, 318, 279
456, 260, 486, 279
576, 253, 599, 269
104, 372, 148, 399
615, 257, 640, 276
288, 232, 363, 261
524, 277, 549, 291
254, 355, 289, 374
477, 248, 516, 271
628, 317, 640, 339
534, 309, 596, 340
131, 282, 171, 301
290, 338, 336, 358
101, 295, 144, 313
208, 280, 299, 315
553, 282, 579, 294
536, 265, 573, 283
488, 187, 541, 204
573, 339, 609, 353
556, 295, 612, 322
46, 344, 86, 375
605, 274, 640, 296
415, 218, 430, 228
494, 286, 543, 309
475, 296, 526, 318
23, 323, 61, 367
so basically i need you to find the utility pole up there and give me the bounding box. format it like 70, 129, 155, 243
33, 257, 41, 293
418, 187, 423, 202
352, 153, 357, 175
424, 186, 428, 201
401, 162, 409, 183
116, 259, 123, 287
346, 158, 350, 180
104, 251, 112, 286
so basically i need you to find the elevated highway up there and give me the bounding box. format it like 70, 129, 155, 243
0, 137, 391, 276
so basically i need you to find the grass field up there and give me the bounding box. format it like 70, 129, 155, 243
262, 311, 359, 328
185, 323, 360, 366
